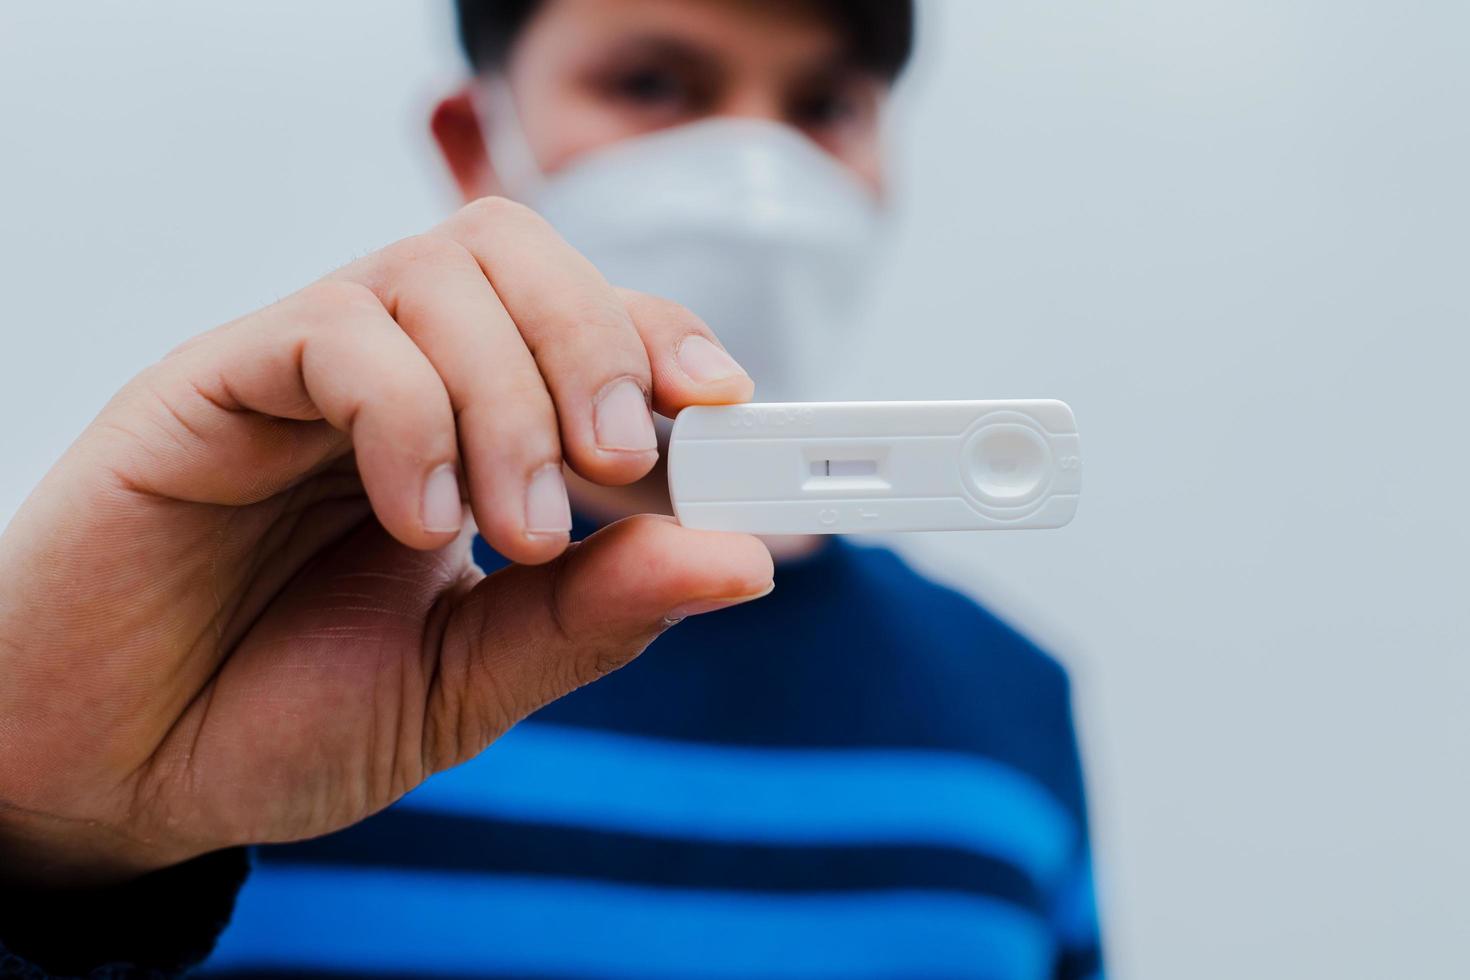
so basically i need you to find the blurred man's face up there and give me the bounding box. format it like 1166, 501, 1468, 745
433, 0, 890, 200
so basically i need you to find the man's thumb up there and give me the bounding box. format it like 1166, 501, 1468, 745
423, 515, 773, 773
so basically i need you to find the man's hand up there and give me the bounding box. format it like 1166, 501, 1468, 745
0, 198, 771, 887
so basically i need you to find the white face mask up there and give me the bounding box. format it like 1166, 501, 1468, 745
477, 84, 886, 403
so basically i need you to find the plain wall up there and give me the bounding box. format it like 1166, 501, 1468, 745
2, 2, 1466, 977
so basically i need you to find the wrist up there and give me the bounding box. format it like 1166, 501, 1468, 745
0, 847, 250, 977
0, 806, 192, 890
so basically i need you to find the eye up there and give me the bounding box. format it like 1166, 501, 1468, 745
609, 67, 689, 108
790, 90, 858, 127
788, 77, 874, 132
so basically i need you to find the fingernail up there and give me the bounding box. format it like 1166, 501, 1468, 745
595, 378, 657, 452
663, 582, 774, 625
525, 464, 572, 535
676, 335, 748, 384
422, 463, 463, 533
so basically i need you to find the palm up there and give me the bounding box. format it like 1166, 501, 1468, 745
143, 477, 479, 851
1, 454, 468, 855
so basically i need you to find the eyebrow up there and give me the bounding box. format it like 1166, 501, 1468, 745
597, 35, 727, 72
595, 32, 867, 82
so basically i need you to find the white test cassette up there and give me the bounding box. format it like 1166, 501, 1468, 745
667, 400, 1081, 534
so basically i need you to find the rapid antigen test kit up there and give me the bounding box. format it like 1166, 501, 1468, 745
668, 400, 1081, 534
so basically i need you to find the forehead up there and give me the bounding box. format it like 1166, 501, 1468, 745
513, 0, 853, 70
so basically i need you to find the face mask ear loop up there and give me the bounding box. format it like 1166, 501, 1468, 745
471, 76, 546, 202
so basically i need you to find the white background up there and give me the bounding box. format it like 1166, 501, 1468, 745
2, 2, 1467, 977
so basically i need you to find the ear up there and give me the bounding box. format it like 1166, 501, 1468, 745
431, 87, 500, 202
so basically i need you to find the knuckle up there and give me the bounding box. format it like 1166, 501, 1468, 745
499, 369, 560, 413
460, 194, 537, 231
297, 279, 383, 322
495, 414, 560, 462
626, 289, 703, 330
376, 364, 440, 415
570, 298, 642, 346
566, 641, 642, 692
382, 234, 478, 276
463, 393, 559, 452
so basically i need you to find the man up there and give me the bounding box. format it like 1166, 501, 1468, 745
0, 1, 1101, 977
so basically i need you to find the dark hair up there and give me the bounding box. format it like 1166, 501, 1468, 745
454, 0, 914, 79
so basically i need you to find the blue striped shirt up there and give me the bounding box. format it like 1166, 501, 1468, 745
205, 520, 1102, 979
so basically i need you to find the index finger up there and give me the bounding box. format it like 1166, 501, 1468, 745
436, 198, 657, 486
